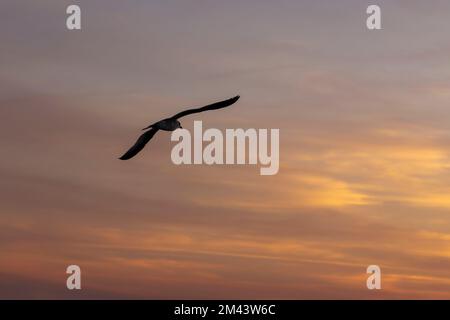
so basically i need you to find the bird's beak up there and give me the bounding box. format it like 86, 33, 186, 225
179, 126, 183, 129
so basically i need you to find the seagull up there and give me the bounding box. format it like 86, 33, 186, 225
119, 95, 240, 160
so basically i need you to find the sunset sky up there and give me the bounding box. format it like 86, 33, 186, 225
2, 0, 450, 299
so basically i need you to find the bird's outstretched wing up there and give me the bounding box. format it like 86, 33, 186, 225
171, 95, 240, 120
119, 128, 159, 160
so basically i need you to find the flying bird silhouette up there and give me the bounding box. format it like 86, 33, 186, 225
119, 95, 240, 160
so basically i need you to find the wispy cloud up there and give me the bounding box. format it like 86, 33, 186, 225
2, 0, 450, 299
